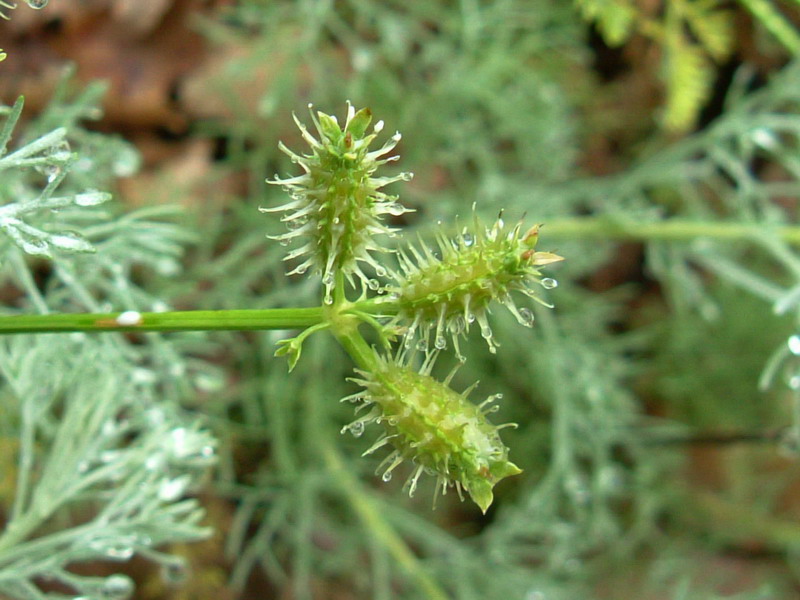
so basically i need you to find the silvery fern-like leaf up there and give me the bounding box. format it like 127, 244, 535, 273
0, 77, 219, 600
0, 99, 105, 259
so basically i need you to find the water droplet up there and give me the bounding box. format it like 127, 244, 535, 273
462, 233, 474, 247
21, 239, 50, 256
416, 339, 428, 351
789, 335, 800, 356
77, 460, 90, 473
386, 203, 406, 216
160, 558, 189, 584
519, 308, 535, 327
480, 325, 492, 339
169, 363, 186, 377
169, 428, 189, 454
367, 279, 380, 290
50, 232, 93, 252
342, 421, 365, 437
75, 190, 111, 206
194, 372, 224, 392
115, 310, 142, 327
752, 127, 778, 150
466, 313, 476, 324
25, 0, 48, 9
294, 264, 308, 274
100, 450, 120, 463
382, 471, 393, 482
101, 420, 119, 437
790, 375, 800, 390
324, 292, 334, 305
101, 574, 133, 600
322, 271, 335, 285
104, 545, 135, 560
158, 475, 191, 501
145, 455, 163, 470
112, 146, 140, 177
541, 278, 558, 289
151, 301, 169, 313
435, 336, 446, 350
375, 265, 387, 277
449, 316, 466, 334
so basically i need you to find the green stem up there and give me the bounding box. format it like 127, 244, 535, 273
542, 217, 800, 244
0, 307, 324, 335
333, 325, 380, 372
1, 218, 795, 336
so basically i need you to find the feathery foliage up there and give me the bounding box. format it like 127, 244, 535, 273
2, 1, 800, 599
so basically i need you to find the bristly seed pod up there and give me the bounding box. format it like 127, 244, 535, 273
263, 103, 413, 303
384, 212, 563, 355
341, 352, 522, 513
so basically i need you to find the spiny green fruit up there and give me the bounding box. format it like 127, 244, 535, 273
341, 353, 521, 513
264, 103, 412, 303
384, 214, 563, 355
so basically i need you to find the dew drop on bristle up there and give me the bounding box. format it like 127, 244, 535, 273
541, 278, 558, 289
462, 233, 474, 247
449, 316, 466, 334
416, 339, 428, 351
382, 471, 393, 482
368, 279, 380, 290
376, 265, 387, 277
26, 0, 48, 9
435, 336, 447, 350
342, 421, 365, 437
519, 308, 535, 327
